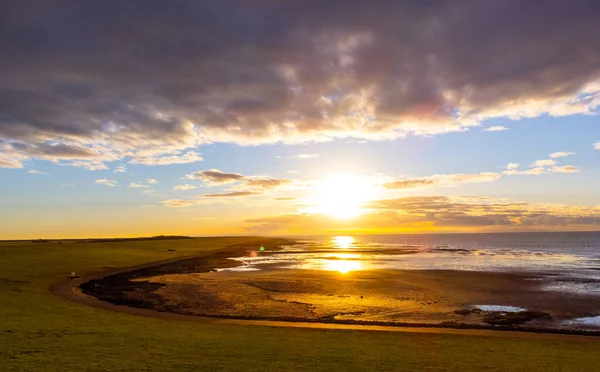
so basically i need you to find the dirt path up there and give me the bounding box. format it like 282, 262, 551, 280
49, 251, 600, 342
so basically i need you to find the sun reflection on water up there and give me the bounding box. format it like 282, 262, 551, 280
325, 260, 362, 274
333, 236, 354, 249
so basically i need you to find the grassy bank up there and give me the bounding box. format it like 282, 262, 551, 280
1, 237, 600, 371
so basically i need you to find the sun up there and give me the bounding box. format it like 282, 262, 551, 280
313, 174, 379, 219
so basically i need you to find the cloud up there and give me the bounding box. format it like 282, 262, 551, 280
186, 169, 245, 185
27, 169, 48, 175
383, 172, 501, 190
504, 167, 546, 175
129, 151, 203, 166
9, 142, 96, 159
146, 178, 159, 184
186, 169, 291, 192
129, 182, 149, 188
198, 191, 263, 198
275, 197, 296, 201
482, 126, 509, 132
0, 156, 24, 168
506, 163, 519, 170
161, 199, 198, 208
504, 165, 579, 175
595, 142, 600, 150
550, 152, 575, 158
114, 164, 127, 173
552, 165, 579, 173
245, 196, 600, 234
289, 154, 320, 159
173, 184, 197, 191
243, 178, 292, 190
95, 179, 117, 187
531, 159, 556, 167
64, 161, 109, 171
164, 188, 265, 206
1, 0, 600, 162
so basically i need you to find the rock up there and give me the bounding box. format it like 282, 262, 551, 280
454, 309, 473, 315
454, 308, 483, 316
483, 310, 552, 325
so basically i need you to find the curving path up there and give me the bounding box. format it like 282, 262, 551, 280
50, 254, 597, 341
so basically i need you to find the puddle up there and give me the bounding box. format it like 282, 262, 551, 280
475, 305, 526, 312
216, 266, 260, 272
566, 316, 600, 327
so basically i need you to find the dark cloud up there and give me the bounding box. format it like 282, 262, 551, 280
9, 141, 95, 159
200, 191, 263, 198
189, 169, 245, 185
1, 0, 600, 167
186, 169, 292, 191
244, 178, 292, 190
245, 195, 600, 233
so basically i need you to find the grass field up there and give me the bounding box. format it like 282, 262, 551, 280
2, 237, 600, 372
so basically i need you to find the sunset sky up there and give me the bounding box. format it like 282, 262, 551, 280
1, 1, 599, 239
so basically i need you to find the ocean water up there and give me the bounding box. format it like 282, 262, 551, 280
224, 232, 600, 279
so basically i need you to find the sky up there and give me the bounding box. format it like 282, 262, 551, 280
1, 0, 600, 239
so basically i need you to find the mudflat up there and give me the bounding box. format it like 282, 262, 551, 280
81, 240, 600, 333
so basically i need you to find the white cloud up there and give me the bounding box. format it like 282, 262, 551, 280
146, 178, 159, 184
482, 126, 509, 132
552, 165, 579, 173
95, 179, 117, 187
549, 152, 575, 158
504, 165, 579, 175
383, 172, 501, 189
161, 199, 198, 208
62, 161, 109, 171
27, 169, 48, 175
595, 142, 600, 150
114, 165, 127, 173
130, 151, 203, 166
531, 159, 556, 167
173, 184, 197, 191
506, 163, 519, 170
290, 153, 320, 159
129, 182, 149, 188
0, 155, 24, 168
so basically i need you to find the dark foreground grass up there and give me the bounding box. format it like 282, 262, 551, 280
1, 238, 600, 372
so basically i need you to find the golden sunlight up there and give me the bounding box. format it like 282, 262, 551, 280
313, 174, 379, 219
332, 236, 355, 248
325, 259, 362, 274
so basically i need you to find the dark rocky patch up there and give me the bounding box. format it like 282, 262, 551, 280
483, 310, 552, 325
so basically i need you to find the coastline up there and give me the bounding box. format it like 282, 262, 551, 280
52, 238, 600, 337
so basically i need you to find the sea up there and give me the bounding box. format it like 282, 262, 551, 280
224, 231, 600, 280
219, 232, 600, 327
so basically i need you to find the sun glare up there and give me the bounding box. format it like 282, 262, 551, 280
313, 174, 379, 219
325, 259, 362, 274
333, 236, 355, 248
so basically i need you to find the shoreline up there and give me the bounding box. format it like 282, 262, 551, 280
51, 238, 600, 338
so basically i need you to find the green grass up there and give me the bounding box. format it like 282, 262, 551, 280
1, 237, 600, 371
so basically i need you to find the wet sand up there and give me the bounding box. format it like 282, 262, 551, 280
79, 240, 600, 334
